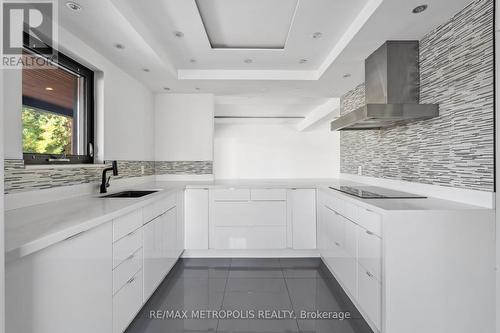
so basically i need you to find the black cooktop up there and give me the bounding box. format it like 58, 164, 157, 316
329, 186, 427, 199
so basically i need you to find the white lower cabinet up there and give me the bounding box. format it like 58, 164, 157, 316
185, 189, 209, 249
6, 223, 113, 333
6, 192, 186, 333
317, 190, 381, 332
208, 187, 317, 250
335, 216, 357, 298
358, 225, 382, 281
143, 207, 177, 300
321, 205, 357, 298
113, 269, 143, 333
289, 189, 317, 249
176, 190, 185, 256
211, 226, 287, 249
213, 201, 287, 227
357, 264, 381, 330
209, 188, 289, 250
113, 248, 143, 295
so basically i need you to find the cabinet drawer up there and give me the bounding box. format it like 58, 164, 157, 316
250, 189, 286, 201
358, 264, 381, 330
142, 204, 155, 224
358, 226, 382, 281
113, 269, 143, 333
113, 248, 143, 295
113, 229, 143, 269
154, 195, 176, 219
214, 201, 286, 227
143, 195, 176, 224
357, 207, 382, 236
212, 226, 286, 249
212, 188, 250, 201
113, 210, 143, 242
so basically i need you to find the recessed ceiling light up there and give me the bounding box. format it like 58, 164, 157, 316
244, 59, 253, 64
163, 87, 170, 91
312, 32, 323, 39
412, 4, 428, 14
173, 31, 184, 38
45, 87, 54, 91
114, 43, 125, 50
343, 73, 351, 78
299, 59, 308, 64
65, 1, 82, 11
190, 58, 197, 63
143, 68, 150, 73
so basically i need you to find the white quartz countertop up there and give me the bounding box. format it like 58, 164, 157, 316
5, 182, 184, 261
5, 179, 491, 261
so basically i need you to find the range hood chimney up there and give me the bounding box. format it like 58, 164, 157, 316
330, 41, 439, 131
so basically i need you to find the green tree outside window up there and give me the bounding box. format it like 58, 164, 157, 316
22, 106, 73, 155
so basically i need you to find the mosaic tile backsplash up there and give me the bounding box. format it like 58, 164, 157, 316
340, 0, 494, 192
155, 161, 213, 175
4, 160, 213, 194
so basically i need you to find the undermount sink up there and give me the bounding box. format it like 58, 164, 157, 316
101, 190, 158, 198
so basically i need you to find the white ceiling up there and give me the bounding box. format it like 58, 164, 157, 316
196, 0, 299, 49
58, 0, 472, 117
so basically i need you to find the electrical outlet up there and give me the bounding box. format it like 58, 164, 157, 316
358, 166, 363, 176
141, 165, 145, 175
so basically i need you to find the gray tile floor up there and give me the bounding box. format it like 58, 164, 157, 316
126, 258, 374, 333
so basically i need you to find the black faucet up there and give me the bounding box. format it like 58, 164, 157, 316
100, 161, 119, 194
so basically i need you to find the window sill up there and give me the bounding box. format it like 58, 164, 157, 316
24, 164, 107, 170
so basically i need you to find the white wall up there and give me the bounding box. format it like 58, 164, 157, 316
214, 122, 340, 179
3, 26, 155, 161
3, 69, 22, 159
155, 94, 214, 161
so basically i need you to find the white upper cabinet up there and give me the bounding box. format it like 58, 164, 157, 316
154, 94, 214, 161
289, 189, 317, 249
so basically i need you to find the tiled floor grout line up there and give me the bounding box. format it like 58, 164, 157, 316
215, 261, 231, 333
280, 260, 302, 333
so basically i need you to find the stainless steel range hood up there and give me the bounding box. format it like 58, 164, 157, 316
331, 41, 439, 131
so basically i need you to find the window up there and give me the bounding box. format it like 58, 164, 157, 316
22, 43, 94, 164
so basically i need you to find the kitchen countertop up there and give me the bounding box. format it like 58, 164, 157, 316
5, 179, 492, 261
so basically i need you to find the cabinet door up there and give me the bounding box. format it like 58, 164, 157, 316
290, 189, 317, 249
335, 216, 357, 298
143, 209, 177, 301
358, 226, 381, 281
317, 204, 326, 254
164, 207, 178, 273
322, 206, 344, 272
176, 190, 185, 257
6, 223, 113, 333
185, 189, 209, 249
358, 264, 381, 330
143, 216, 166, 300
113, 269, 143, 333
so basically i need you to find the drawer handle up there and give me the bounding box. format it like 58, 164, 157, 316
325, 206, 339, 215
366, 271, 374, 278
125, 253, 135, 261
334, 241, 341, 247
365, 230, 375, 236
64, 230, 87, 241
365, 208, 375, 213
